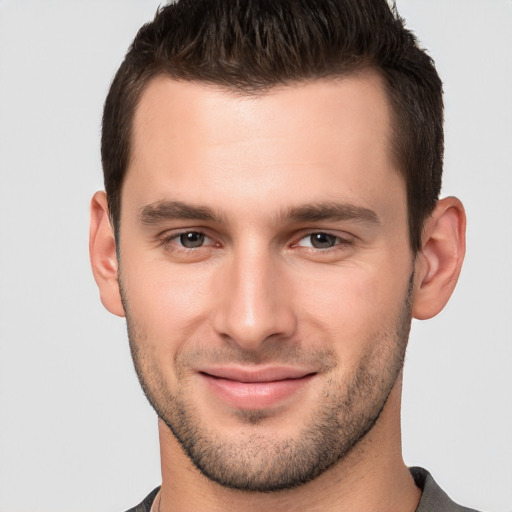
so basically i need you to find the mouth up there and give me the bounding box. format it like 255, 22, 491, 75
198, 367, 317, 410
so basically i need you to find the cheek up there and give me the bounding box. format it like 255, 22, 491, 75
120, 253, 215, 349
294, 264, 410, 359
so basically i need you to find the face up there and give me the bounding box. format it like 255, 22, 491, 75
118, 74, 414, 491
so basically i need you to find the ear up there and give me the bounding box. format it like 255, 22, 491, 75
412, 197, 466, 320
89, 191, 125, 317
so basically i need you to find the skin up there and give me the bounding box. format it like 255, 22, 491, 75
90, 72, 466, 512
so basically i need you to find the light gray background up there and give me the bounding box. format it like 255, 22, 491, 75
0, 1, 511, 511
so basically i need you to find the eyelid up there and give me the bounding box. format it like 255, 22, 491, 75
158, 228, 217, 248
155, 227, 354, 252
292, 230, 354, 248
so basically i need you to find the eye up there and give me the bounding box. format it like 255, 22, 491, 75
177, 231, 207, 248
296, 232, 346, 249
158, 229, 218, 261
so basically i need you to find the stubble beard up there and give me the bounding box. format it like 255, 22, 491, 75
121, 276, 413, 493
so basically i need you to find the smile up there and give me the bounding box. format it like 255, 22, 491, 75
198, 367, 317, 410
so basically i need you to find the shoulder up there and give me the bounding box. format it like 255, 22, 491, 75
411, 467, 482, 512
123, 487, 160, 512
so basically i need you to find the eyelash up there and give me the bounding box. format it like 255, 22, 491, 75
293, 232, 352, 251
159, 230, 353, 253
160, 231, 217, 251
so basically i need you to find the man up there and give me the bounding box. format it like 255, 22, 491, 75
89, 0, 475, 510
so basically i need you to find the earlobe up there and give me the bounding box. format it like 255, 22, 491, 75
412, 197, 466, 320
89, 191, 125, 317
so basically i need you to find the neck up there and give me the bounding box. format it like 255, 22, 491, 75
156, 377, 420, 512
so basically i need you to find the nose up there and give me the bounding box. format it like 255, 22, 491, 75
212, 246, 297, 351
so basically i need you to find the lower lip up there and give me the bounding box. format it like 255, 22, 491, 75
201, 373, 315, 409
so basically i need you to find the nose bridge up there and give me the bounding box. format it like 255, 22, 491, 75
212, 239, 296, 349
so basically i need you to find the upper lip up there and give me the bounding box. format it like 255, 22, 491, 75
199, 366, 315, 383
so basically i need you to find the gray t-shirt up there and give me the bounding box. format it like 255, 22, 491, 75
411, 467, 481, 512
125, 467, 481, 512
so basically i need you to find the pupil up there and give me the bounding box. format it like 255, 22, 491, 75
180, 232, 204, 248
311, 233, 335, 249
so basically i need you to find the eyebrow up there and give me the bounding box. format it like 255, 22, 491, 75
284, 202, 380, 225
140, 200, 222, 225
139, 200, 379, 226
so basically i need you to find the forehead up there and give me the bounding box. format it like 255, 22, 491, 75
131, 72, 393, 158
126, 73, 404, 225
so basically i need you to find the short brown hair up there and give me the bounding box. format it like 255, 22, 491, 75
101, 0, 443, 253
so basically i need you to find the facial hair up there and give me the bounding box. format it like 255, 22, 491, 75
121, 275, 413, 492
